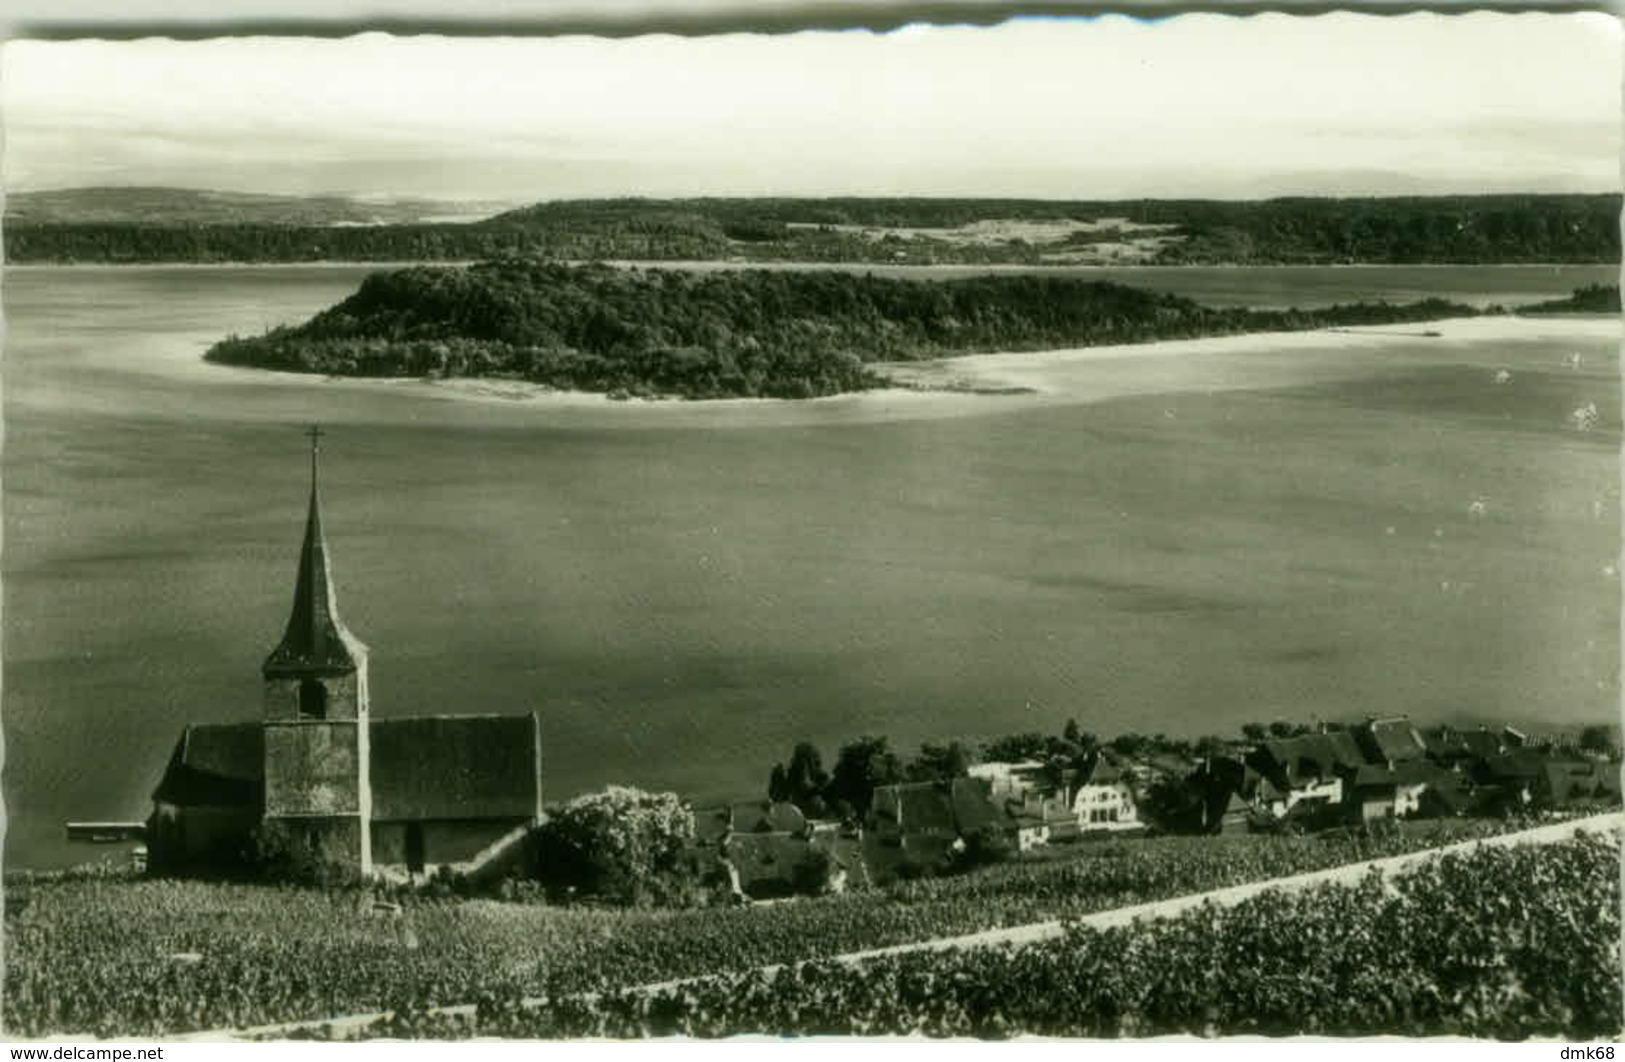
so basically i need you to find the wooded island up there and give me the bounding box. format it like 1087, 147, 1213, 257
205, 261, 1493, 399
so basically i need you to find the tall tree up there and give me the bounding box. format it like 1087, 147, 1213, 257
828, 735, 904, 816
907, 740, 976, 783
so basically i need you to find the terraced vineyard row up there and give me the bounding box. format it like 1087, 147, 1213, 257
366, 831, 1622, 1040
0, 819, 1542, 1037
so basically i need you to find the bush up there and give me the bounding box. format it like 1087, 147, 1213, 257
242, 823, 365, 889
534, 786, 696, 905
952, 825, 1013, 871
790, 848, 835, 895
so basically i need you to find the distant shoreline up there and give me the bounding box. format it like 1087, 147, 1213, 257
5, 259, 1618, 271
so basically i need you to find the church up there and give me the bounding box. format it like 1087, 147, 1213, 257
147, 434, 544, 881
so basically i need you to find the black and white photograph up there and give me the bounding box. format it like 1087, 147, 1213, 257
1, 1, 1620, 1043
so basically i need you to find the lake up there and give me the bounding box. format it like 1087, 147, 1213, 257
4, 263, 1618, 869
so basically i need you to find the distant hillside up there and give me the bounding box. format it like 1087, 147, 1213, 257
203, 260, 1483, 400
7, 193, 1618, 265
4, 187, 510, 227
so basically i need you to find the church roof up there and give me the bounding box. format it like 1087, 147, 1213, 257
263, 477, 369, 679
152, 723, 263, 807
152, 714, 543, 822
370, 714, 543, 821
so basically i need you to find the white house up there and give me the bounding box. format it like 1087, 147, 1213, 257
1069, 752, 1140, 831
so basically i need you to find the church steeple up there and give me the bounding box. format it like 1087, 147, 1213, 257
263, 426, 368, 690
259, 426, 373, 876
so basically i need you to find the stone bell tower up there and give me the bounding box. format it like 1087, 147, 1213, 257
261, 426, 372, 875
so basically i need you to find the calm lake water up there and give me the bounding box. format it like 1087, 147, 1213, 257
4, 263, 1618, 868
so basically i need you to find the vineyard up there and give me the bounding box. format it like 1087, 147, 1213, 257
366, 831, 1624, 1040
0, 819, 1576, 1037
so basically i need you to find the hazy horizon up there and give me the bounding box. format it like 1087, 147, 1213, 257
4, 13, 1619, 202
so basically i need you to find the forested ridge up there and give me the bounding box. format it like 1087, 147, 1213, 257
205, 260, 1484, 399
11, 193, 1619, 265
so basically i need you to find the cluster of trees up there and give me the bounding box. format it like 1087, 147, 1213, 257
1519, 283, 1621, 315
10, 194, 1618, 265
205, 260, 1488, 399
532, 786, 698, 906
1146, 195, 1620, 265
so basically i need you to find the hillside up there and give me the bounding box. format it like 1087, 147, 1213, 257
5, 187, 508, 227
7, 193, 1619, 265
202, 260, 1483, 399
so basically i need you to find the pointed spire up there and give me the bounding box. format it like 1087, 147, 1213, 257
264, 427, 367, 677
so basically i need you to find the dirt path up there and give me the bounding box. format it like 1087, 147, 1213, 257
179, 811, 1621, 1042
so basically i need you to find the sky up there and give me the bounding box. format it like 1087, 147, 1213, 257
2, 12, 1620, 201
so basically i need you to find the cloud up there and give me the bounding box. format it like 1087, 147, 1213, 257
3, 13, 1618, 199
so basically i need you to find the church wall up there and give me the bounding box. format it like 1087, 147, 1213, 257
372, 818, 528, 865
263, 673, 360, 721
264, 721, 362, 816
267, 817, 366, 867
148, 802, 259, 873
423, 819, 524, 863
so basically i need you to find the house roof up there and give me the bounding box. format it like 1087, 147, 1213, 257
893, 783, 958, 833
1392, 760, 1452, 787
1459, 731, 1503, 759
1351, 764, 1398, 789
152, 723, 263, 806
1482, 751, 1547, 778
1078, 750, 1130, 787
370, 714, 542, 821
263, 479, 369, 680
153, 713, 542, 821
1255, 732, 1365, 786
727, 801, 807, 835
1543, 760, 1621, 800
1358, 718, 1428, 764
949, 777, 1002, 834
873, 782, 958, 833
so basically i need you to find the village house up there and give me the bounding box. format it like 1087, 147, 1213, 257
1069, 750, 1142, 833
1244, 731, 1365, 821
1418, 725, 1504, 769
863, 775, 1075, 880
1353, 716, 1429, 767
147, 439, 544, 882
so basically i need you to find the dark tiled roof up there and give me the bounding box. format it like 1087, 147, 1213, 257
1359, 718, 1428, 763
1351, 764, 1398, 789
1256, 732, 1366, 786
894, 783, 958, 834
263, 486, 368, 679
1419, 727, 1469, 759
1079, 750, 1129, 787
949, 777, 1002, 834
1392, 761, 1453, 787
156, 713, 544, 820
1460, 731, 1503, 759
152, 723, 263, 806
1476, 752, 1547, 784
725, 832, 810, 895
1543, 761, 1621, 801
726, 801, 808, 835
370, 714, 542, 821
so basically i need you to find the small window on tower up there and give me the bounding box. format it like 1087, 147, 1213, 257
298, 678, 328, 720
